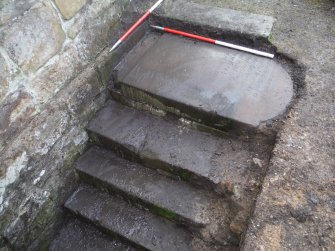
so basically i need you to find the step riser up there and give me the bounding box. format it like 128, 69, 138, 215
112, 82, 236, 132
86, 101, 272, 225
111, 88, 234, 139
88, 130, 218, 192
77, 168, 205, 231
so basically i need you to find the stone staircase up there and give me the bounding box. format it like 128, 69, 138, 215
50, 14, 293, 251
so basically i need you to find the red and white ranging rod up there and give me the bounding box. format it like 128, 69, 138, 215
110, 0, 165, 52
151, 25, 274, 59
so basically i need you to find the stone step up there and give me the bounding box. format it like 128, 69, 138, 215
154, 0, 275, 45
113, 32, 293, 131
87, 100, 269, 198
49, 217, 137, 251
65, 184, 194, 251
76, 146, 230, 231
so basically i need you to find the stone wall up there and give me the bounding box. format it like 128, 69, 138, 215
0, 0, 134, 249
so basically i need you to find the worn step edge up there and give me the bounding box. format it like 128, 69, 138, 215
65, 184, 194, 251
86, 101, 258, 195
86, 104, 216, 190
111, 32, 273, 135
87, 127, 217, 192
75, 146, 226, 230
49, 217, 137, 251
110, 88, 234, 139
112, 81, 240, 132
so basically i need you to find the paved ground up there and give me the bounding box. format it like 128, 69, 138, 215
190, 0, 335, 250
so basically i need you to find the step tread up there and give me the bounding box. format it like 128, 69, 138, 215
76, 146, 228, 227
65, 184, 193, 251
49, 217, 136, 251
115, 33, 293, 127
87, 100, 259, 187
157, 0, 275, 39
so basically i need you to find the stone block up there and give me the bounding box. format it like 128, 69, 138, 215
0, 91, 36, 152
66, 0, 119, 39
55, 0, 87, 20
0, 0, 38, 26
65, 185, 193, 251
72, 4, 120, 62
55, 66, 106, 123
0, 54, 9, 102
50, 218, 137, 251
1, 1, 65, 74
21, 103, 70, 156
30, 1, 121, 106
29, 46, 83, 105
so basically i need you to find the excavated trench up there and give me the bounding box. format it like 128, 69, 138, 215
108, 30, 305, 249
50, 5, 306, 251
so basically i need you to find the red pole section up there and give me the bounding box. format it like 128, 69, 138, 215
110, 0, 165, 52
151, 25, 274, 59
120, 11, 151, 41
163, 27, 216, 44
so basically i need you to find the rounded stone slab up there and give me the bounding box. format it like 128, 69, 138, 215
117, 33, 293, 127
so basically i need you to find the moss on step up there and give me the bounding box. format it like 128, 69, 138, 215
178, 169, 192, 181
151, 207, 179, 221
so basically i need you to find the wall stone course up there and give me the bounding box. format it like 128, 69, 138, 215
0, 49, 115, 249
29, 1, 121, 107
0, 124, 85, 249
0, 54, 9, 102
56, 66, 106, 121
65, 0, 118, 39
0, 90, 36, 153
0, 0, 146, 249
29, 46, 83, 106
1, 1, 65, 74
0, 49, 27, 103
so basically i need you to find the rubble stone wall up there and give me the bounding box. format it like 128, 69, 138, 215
0, 0, 130, 249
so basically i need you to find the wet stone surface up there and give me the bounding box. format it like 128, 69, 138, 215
77, 147, 219, 226
87, 101, 271, 194
49, 217, 137, 251
87, 100, 273, 245
65, 184, 194, 251
115, 33, 293, 128
75, 146, 234, 243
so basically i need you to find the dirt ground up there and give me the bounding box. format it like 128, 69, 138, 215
189, 0, 335, 250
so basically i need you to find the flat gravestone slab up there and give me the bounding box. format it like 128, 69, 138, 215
116, 33, 293, 127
